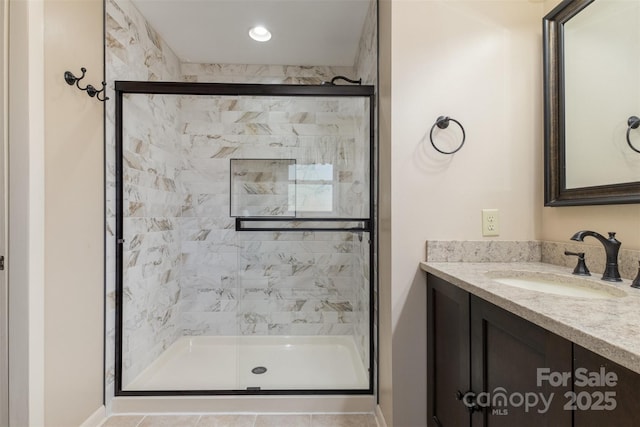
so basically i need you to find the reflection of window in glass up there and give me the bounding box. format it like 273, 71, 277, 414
230, 159, 296, 217
288, 164, 334, 212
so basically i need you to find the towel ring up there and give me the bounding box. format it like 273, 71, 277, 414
429, 116, 465, 154
627, 116, 640, 154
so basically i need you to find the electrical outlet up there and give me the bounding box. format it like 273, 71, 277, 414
482, 209, 500, 237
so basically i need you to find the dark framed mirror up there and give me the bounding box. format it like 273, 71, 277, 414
544, 0, 640, 206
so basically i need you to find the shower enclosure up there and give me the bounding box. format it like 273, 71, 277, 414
114, 81, 375, 395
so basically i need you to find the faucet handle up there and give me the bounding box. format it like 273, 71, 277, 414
564, 250, 591, 276
632, 261, 640, 289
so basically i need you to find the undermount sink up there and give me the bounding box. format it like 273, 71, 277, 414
484, 270, 627, 299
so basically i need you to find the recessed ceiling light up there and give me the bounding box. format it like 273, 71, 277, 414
249, 26, 272, 42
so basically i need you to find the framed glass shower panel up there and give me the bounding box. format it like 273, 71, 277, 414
235, 230, 371, 391
115, 82, 375, 395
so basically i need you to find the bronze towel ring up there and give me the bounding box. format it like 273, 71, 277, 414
626, 116, 640, 154
429, 116, 465, 154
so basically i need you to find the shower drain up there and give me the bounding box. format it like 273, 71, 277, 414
251, 366, 267, 375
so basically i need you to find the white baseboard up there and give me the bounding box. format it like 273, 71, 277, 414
112, 395, 375, 414
79, 405, 106, 427
375, 405, 388, 427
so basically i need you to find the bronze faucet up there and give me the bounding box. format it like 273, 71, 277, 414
570, 231, 621, 282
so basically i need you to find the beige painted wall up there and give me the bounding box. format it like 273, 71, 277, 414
0, 0, 7, 422
8, 0, 46, 424
378, 2, 640, 426
542, 206, 640, 251
377, 0, 393, 423
43, 0, 104, 426
379, 1, 544, 425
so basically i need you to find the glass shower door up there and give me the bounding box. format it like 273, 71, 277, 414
116, 83, 373, 394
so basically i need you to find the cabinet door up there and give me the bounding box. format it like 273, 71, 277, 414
573, 344, 640, 426
427, 274, 471, 427
470, 296, 572, 427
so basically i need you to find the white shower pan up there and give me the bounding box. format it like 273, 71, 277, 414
124, 335, 369, 391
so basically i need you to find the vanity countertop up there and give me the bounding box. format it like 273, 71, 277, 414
421, 261, 640, 375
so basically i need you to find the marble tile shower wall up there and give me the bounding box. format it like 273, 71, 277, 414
354, 0, 377, 382
120, 93, 184, 387
353, 234, 371, 371
105, 0, 182, 393
355, 0, 378, 85
177, 95, 369, 342
105, 0, 180, 82
106, 0, 377, 396
181, 63, 356, 85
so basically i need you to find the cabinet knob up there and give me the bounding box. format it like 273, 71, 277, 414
456, 390, 482, 413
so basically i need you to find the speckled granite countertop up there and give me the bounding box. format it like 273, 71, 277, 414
420, 261, 640, 375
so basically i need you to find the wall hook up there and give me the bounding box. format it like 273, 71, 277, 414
64, 67, 109, 102
64, 67, 88, 89
86, 82, 109, 102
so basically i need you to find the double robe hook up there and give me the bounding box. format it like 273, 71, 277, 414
64, 67, 109, 102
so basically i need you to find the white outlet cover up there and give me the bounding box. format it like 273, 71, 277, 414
482, 209, 500, 237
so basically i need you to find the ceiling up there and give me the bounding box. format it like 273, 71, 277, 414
130, 0, 371, 67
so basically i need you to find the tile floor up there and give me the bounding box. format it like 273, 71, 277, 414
101, 413, 379, 427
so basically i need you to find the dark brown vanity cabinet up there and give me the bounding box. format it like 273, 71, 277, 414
469, 292, 572, 427
428, 274, 640, 427
427, 274, 471, 427
572, 344, 640, 427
